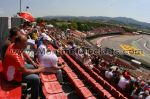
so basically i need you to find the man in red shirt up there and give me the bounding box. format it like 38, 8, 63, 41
3, 35, 47, 99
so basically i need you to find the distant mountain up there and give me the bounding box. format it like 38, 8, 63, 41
109, 17, 150, 28
40, 16, 150, 30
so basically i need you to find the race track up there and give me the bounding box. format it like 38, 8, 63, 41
91, 34, 150, 65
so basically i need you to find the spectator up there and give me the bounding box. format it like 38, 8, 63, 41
92, 55, 100, 66
2, 27, 39, 69
112, 67, 120, 84
83, 53, 93, 70
100, 59, 109, 67
143, 80, 150, 91
1, 27, 20, 62
105, 68, 113, 80
2, 35, 49, 99
37, 33, 47, 48
146, 95, 150, 99
131, 82, 142, 99
37, 35, 64, 84
118, 73, 130, 90
139, 90, 149, 99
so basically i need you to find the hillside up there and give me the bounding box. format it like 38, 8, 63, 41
40, 16, 150, 31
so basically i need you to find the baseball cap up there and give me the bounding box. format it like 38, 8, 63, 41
43, 35, 52, 42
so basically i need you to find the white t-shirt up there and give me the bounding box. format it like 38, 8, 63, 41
118, 76, 129, 89
146, 95, 150, 99
40, 52, 58, 67
38, 44, 58, 67
38, 44, 47, 60
105, 71, 113, 79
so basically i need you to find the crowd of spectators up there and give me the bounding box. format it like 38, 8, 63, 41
43, 22, 150, 99
52, 27, 150, 99
1, 21, 149, 99
66, 48, 150, 99
88, 26, 125, 36
1, 22, 65, 99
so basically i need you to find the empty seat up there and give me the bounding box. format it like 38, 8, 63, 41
63, 66, 72, 73
0, 61, 21, 99
103, 90, 112, 99
98, 89, 112, 99
67, 72, 78, 81
93, 67, 101, 74
78, 87, 93, 98
40, 74, 57, 82
72, 79, 84, 88
43, 81, 63, 94
119, 95, 128, 99
94, 83, 104, 91
82, 71, 90, 78
111, 90, 121, 98
105, 82, 113, 91
86, 96, 97, 99
0, 78, 21, 99
46, 93, 67, 99
88, 77, 97, 86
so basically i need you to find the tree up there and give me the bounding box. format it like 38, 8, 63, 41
59, 24, 68, 31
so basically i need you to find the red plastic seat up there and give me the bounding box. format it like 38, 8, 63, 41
88, 77, 96, 83
93, 67, 101, 74
0, 77, 21, 99
40, 74, 57, 82
105, 82, 113, 91
43, 81, 63, 94
46, 93, 67, 99
47, 44, 55, 51
94, 83, 104, 91
0, 86, 21, 99
103, 90, 112, 99
78, 87, 93, 98
64, 53, 78, 66
119, 95, 128, 99
67, 72, 78, 80
86, 96, 97, 99
98, 89, 112, 98
77, 67, 85, 73
88, 77, 97, 86
111, 89, 121, 98
82, 71, 90, 78
73, 79, 84, 88
63, 66, 72, 73
98, 78, 106, 87
58, 57, 64, 62
0, 61, 21, 99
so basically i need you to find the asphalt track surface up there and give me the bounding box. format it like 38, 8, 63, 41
91, 34, 150, 65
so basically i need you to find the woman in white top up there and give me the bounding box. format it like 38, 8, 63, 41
37, 35, 64, 84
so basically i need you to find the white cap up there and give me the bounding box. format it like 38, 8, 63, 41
43, 35, 52, 42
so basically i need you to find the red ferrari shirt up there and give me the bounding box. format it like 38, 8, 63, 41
3, 44, 25, 82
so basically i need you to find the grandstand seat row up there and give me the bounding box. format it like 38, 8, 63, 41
68, 53, 128, 99
62, 53, 117, 99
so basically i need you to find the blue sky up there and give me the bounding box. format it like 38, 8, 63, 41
0, 0, 150, 23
